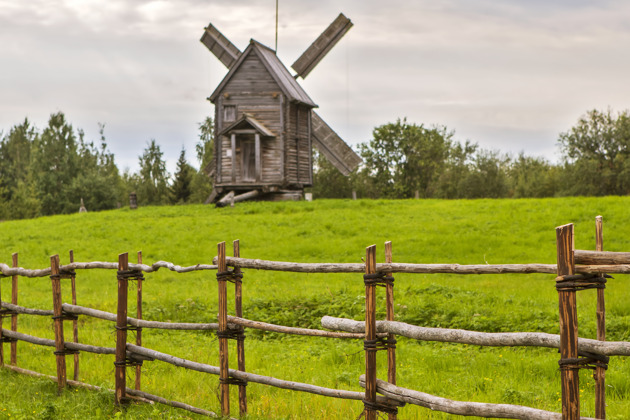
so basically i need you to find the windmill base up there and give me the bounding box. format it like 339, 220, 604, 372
213, 187, 304, 207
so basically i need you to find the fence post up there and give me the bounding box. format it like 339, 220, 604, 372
69, 250, 79, 381
595, 216, 606, 419
136, 251, 143, 391
0, 258, 4, 366
234, 240, 247, 416
556, 224, 579, 420
384, 241, 397, 420
115, 253, 129, 406
217, 242, 230, 416
10, 252, 18, 366
364, 244, 377, 420
50, 254, 67, 393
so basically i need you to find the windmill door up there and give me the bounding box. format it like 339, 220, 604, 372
240, 137, 256, 182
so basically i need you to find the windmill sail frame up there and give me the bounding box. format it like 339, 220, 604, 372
291, 13, 353, 79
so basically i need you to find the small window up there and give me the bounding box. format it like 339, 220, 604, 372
224, 105, 236, 122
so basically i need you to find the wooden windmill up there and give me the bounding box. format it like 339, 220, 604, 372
200, 13, 362, 204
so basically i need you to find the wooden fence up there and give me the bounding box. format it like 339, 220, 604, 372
1, 217, 629, 419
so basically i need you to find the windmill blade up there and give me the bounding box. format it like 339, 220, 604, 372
311, 111, 362, 176
200, 23, 242, 69
292, 13, 353, 79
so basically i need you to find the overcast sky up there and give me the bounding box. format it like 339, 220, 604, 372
2, 0, 630, 174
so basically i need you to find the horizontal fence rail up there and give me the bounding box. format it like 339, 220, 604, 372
126, 344, 403, 406
220, 256, 630, 275
0, 261, 218, 278
321, 316, 630, 356
61, 303, 220, 331
0, 217, 628, 419
3, 259, 630, 278
226, 315, 371, 339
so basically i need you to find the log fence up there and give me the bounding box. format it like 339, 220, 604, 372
0, 217, 628, 419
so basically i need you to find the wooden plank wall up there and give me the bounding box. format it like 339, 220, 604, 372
285, 104, 313, 186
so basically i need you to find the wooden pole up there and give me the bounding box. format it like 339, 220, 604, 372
556, 224, 579, 420
115, 253, 129, 405
384, 241, 397, 420
50, 254, 67, 392
69, 250, 79, 381
10, 252, 18, 366
0, 256, 3, 366
595, 216, 606, 419
217, 242, 230, 416
234, 240, 247, 416
135, 251, 143, 391
364, 244, 377, 420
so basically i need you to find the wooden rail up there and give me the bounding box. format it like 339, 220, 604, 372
320, 317, 630, 356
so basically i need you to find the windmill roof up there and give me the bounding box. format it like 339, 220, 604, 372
209, 40, 317, 107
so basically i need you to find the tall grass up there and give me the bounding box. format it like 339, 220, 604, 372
0, 197, 629, 419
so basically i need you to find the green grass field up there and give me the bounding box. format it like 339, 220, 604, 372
0, 198, 629, 419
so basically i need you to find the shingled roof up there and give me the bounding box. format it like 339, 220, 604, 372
209, 40, 317, 108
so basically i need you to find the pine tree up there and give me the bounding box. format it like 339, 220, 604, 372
138, 139, 170, 205
170, 148, 192, 203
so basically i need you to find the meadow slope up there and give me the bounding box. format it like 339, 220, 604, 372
0, 198, 629, 419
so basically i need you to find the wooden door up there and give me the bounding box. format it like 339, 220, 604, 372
241, 138, 256, 182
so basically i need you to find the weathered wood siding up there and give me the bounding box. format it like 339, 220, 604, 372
218, 135, 233, 184
285, 103, 312, 185
298, 106, 312, 185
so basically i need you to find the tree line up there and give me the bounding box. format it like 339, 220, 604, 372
0, 112, 213, 219
1, 108, 628, 220
313, 109, 630, 199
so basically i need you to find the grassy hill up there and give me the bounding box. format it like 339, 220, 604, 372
0, 198, 629, 419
